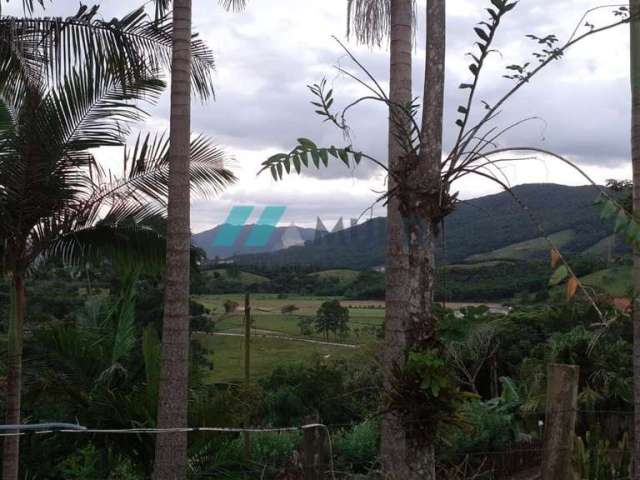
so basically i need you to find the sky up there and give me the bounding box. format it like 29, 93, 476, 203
8, 0, 634, 232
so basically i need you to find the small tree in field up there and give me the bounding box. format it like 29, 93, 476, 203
315, 300, 350, 340
281, 304, 300, 315
223, 300, 239, 314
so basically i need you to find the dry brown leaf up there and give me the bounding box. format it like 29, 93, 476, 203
566, 275, 579, 301
550, 248, 561, 269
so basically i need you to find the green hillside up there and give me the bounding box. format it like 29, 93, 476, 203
467, 230, 575, 262
580, 265, 632, 298
235, 184, 622, 269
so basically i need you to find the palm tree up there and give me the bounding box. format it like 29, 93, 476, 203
347, 0, 415, 476
0, 61, 234, 480
631, 1, 640, 476
151, 1, 246, 478
0, 6, 221, 478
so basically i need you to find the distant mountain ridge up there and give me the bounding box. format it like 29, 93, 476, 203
192, 224, 316, 259
228, 184, 624, 269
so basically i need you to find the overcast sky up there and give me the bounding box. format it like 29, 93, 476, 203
9, 1, 633, 231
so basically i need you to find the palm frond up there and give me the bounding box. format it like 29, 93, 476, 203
346, 0, 416, 46
46, 221, 167, 273
0, 4, 216, 100
219, 0, 248, 12
84, 133, 236, 224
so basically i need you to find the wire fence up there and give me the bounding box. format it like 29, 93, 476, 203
1, 408, 636, 479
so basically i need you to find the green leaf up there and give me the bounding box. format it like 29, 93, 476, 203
456, 119, 464, 127
457, 106, 468, 114
459, 83, 473, 89
469, 64, 479, 75
292, 155, 301, 174
614, 210, 630, 233
600, 199, 617, 220
474, 27, 489, 42
549, 265, 569, 286
276, 163, 283, 179
311, 149, 320, 168
353, 151, 362, 164
270, 166, 278, 181
319, 149, 329, 167
338, 149, 349, 166
299, 151, 309, 167
625, 220, 640, 245
298, 138, 317, 149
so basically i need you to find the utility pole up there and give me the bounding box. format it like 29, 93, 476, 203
243, 292, 251, 462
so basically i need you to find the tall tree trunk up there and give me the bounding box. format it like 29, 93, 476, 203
402, 0, 446, 477
3, 274, 25, 480
153, 1, 192, 478
380, 0, 413, 478
631, 1, 640, 477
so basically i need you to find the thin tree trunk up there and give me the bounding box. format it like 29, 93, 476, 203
632, 2, 640, 477
381, 0, 413, 478
153, 1, 192, 478
3, 274, 25, 480
403, 1, 446, 478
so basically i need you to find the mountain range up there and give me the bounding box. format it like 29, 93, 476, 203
194, 184, 623, 269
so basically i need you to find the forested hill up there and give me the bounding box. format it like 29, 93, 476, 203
232, 184, 623, 269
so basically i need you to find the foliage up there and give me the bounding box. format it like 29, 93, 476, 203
260, 358, 379, 427
54, 444, 142, 480
223, 299, 240, 313
315, 299, 350, 340
573, 432, 631, 480
333, 420, 380, 474
281, 304, 299, 315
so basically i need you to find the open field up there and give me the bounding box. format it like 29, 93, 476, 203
580, 265, 632, 298
467, 229, 575, 262
193, 294, 384, 383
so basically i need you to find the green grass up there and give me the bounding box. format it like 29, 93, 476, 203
583, 235, 617, 257
203, 269, 270, 285
309, 269, 360, 283
195, 333, 378, 383
192, 294, 384, 383
467, 230, 575, 262
580, 265, 632, 298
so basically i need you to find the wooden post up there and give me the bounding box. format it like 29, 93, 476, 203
542, 363, 579, 480
302, 423, 328, 480
243, 292, 251, 461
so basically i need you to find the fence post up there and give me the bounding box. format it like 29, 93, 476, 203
542, 363, 579, 480
302, 423, 328, 480
243, 292, 251, 462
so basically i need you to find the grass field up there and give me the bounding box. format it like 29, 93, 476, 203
467, 229, 575, 262
309, 269, 360, 284
202, 269, 270, 285
193, 294, 384, 383
580, 265, 632, 298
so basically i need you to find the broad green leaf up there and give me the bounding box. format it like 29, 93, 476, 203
319, 149, 329, 167
338, 149, 349, 166
614, 210, 630, 233
298, 138, 317, 149
549, 265, 569, 286
599, 200, 617, 220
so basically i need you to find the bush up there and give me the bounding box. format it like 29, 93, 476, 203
333, 420, 379, 474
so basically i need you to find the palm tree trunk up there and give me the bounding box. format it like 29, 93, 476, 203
3, 274, 26, 480
380, 0, 413, 478
631, 2, 640, 477
152, 1, 193, 479
402, 2, 446, 478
